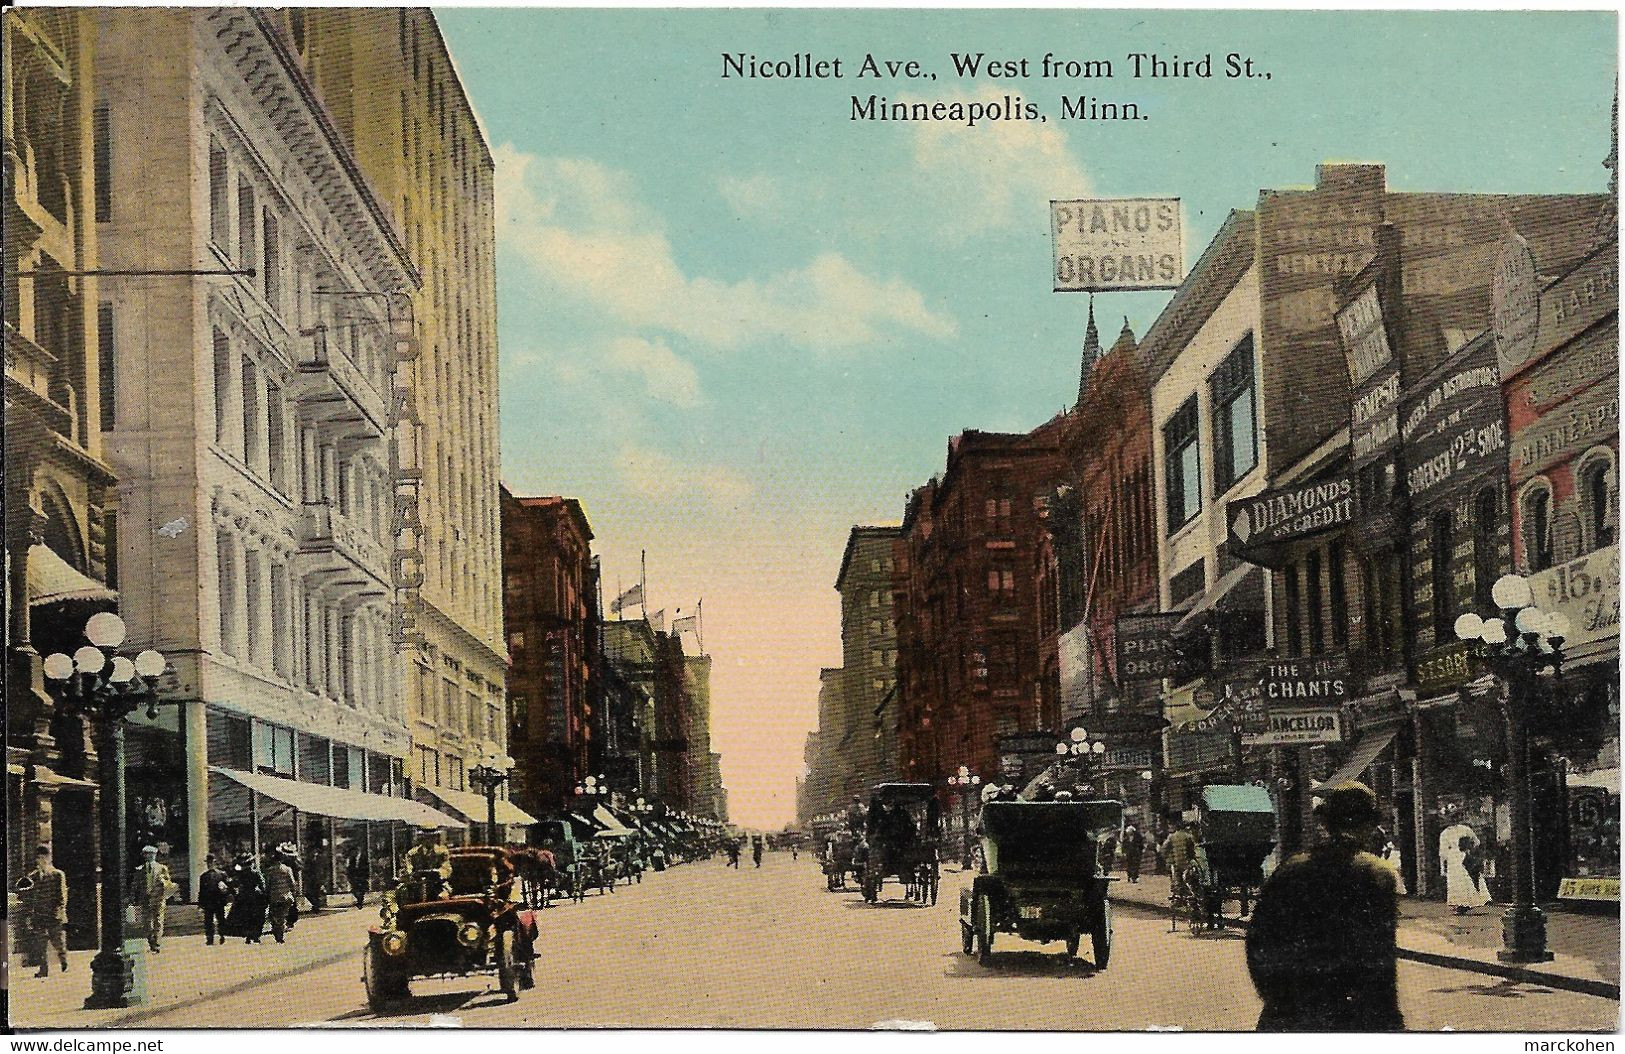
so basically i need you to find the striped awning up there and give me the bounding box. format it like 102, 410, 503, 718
417, 784, 538, 827
28, 545, 115, 607
210, 766, 464, 828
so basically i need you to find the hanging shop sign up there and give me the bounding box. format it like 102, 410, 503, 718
1415, 639, 1475, 695
1115, 613, 1190, 683
1101, 748, 1155, 771
1509, 380, 1619, 480
1338, 273, 1403, 471
1535, 249, 1617, 364
1262, 655, 1349, 704
1227, 476, 1355, 564
1051, 198, 1184, 292
1401, 335, 1507, 507
1339, 280, 1396, 389
1250, 708, 1343, 746
1527, 544, 1621, 659
387, 292, 427, 651
1492, 233, 1541, 379
1221, 662, 1271, 734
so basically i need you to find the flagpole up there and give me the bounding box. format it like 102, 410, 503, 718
640, 549, 648, 623
616, 576, 623, 622
697, 598, 704, 655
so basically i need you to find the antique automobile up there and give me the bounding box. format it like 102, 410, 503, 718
960, 798, 1122, 967
860, 782, 942, 905
532, 818, 591, 901
1176, 784, 1277, 931
364, 846, 539, 1008
820, 829, 859, 891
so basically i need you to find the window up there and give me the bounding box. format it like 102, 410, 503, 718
1306, 548, 1325, 653
212, 329, 234, 447
1163, 397, 1201, 531
237, 180, 257, 269
1211, 335, 1258, 491
97, 303, 115, 432
244, 552, 264, 668
241, 358, 261, 470
209, 140, 229, 246
1473, 487, 1500, 611
1431, 511, 1455, 641
1284, 562, 1302, 656
266, 382, 286, 493
1523, 484, 1554, 572
217, 531, 236, 656
1329, 544, 1348, 649
262, 210, 281, 310
93, 102, 111, 222
1581, 457, 1616, 551
511, 693, 529, 739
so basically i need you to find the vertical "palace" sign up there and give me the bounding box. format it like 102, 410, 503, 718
388, 292, 428, 651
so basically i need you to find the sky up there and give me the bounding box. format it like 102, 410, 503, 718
435, 8, 1615, 829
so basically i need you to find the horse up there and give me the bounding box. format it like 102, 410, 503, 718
507, 847, 559, 909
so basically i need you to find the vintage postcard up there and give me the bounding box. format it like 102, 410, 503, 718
2, 3, 1619, 1038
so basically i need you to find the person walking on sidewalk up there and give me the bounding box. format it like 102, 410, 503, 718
198, 852, 233, 945
225, 852, 267, 943
1439, 818, 1491, 914
21, 845, 70, 976
1121, 825, 1145, 884
1160, 819, 1198, 902
265, 850, 301, 943
132, 845, 176, 953
1245, 781, 1403, 1032
346, 843, 370, 909
752, 836, 764, 869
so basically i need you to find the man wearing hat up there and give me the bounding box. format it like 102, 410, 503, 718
264, 847, 301, 943
1244, 781, 1403, 1031
197, 852, 233, 946
20, 845, 70, 976
131, 845, 176, 953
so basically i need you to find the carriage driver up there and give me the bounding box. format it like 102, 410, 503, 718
384, 829, 453, 917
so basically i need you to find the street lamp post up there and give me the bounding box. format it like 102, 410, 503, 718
575, 774, 610, 804
41, 612, 167, 1010
946, 765, 981, 869
1454, 572, 1569, 964
467, 739, 515, 847
1055, 726, 1108, 795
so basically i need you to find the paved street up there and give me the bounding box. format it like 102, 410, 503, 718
10, 853, 1617, 1031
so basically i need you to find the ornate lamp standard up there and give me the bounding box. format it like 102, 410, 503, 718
946, 765, 982, 869
1454, 572, 1569, 964
575, 774, 610, 803
467, 739, 515, 846
41, 612, 167, 1010
1055, 726, 1108, 794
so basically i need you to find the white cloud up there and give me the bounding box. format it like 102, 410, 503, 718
900, 83, 1092, 240
602, 336, 702, 408
717, 172, 785, 218
615, 443, 753, 505
493, 144, 956, 352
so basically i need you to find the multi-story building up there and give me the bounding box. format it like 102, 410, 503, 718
651, 630, 693, 809
602, 618, 666, 797
836, 525, 903, 792
683, 653, 723, 818
93, 9, 461, 904
301, 9, 508, 821
5, 6, 118, 946
501, 489, 597, 819
895, 423, 1070, 785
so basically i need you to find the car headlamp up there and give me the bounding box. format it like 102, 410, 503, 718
458, 922, 483, 946
381, 930, 408, 956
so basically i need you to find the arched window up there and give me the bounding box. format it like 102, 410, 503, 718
1521, 481, 1554, 572
1578, 449, 1617, 553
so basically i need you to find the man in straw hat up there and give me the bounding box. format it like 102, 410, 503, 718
131, 845, 176, 953
1245, 781, 1402, 1031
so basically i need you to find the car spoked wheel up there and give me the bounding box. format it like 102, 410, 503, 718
973, 893, 995, 965
496, 928, 519, 1002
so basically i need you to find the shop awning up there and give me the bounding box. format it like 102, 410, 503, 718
1320, 727, 1401, 790
210, 766, 464, 828
569, 811, 606, 833
1569, 768, 1621, 793
1175, 564, 1262, 634
591, 804, 635, 837
28, 545, 116, 607
417, 785, 538, 827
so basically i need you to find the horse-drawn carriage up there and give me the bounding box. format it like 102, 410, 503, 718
860, 783, 941, 905
959, 799, 1120, 968
1173, 784, 1277, 931
819, 829, 860, 891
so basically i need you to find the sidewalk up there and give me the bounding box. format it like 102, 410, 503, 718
1106, 869, 1620, 998
8, 901, 378, 1030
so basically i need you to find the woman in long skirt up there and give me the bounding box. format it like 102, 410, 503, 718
1438, 821, 1491, 913
223, 853, 268, 943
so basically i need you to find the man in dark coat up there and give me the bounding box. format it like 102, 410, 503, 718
346, 844, 370, 909
198, 852, 233, 945
20, 845, 69, 975
1121, 825, 1146, 883
1245, 781, 1403, 1032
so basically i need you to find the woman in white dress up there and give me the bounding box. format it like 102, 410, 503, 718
1439, 821, 1491, 912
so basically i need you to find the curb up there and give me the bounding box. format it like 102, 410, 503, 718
1111, 889, 1621, 1001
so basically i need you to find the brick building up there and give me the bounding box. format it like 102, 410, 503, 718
500, 489, 599, 818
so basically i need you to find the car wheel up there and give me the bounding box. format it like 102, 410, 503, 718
496, 928, 519, 1002
1091, 900, 1113, 969
363, 943, 408, 1011
974, 893, 995, 966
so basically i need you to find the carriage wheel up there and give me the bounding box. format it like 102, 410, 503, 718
1090, 900, 1113, 969
1065, 932, 1081, 958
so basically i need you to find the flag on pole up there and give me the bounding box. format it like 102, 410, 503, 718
649, 610, 666, 633
671, 614, 699, 634
610, 583, 643, 614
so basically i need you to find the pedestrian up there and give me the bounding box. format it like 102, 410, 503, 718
198, 852, 233, 946
1121, 825, 1146, 884
751, 837, 764, 869
20, 845, 69, 976
791, 844, 799, 861
1439, 817, 1491, 913
1160, 819, 1198, 903
265, 850, 301, 944
131, 845, 176, 953
306, 838, 330, 912
845, 795, 866, 837
1099, 829, 1120, 876
1245, 781, 1403, 1031
726, 840, 741, 868
346, 843, 370, 909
